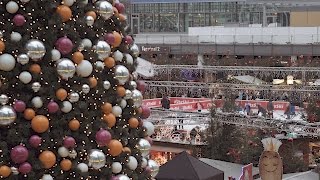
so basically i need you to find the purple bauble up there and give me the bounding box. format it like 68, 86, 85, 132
47, 101, 59, 114
95, 129, 112, 146
141, 106, 151, 119
28, 135, 42, 148
115, 3, 125, 14
137, 80, 147, 94
55, 36, 74, 55
63, 136, 76, 148
18, 162, 32, 174
10, 145, 29, 164
124, 36, 133, 45
110, 176, 119, 180
13, 100, 26, 112
13, 14, 26, 27
104, 33, 115, 45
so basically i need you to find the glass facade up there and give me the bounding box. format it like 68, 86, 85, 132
127, 1, 292, 33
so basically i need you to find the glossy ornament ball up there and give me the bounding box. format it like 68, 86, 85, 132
130, 44, 140, 58
31, 82, 41, 92
114, 65, 130, 85
10, 145, 29, 164
26, 40, 46, 60
31, 115, 49, 133
0, 94, 9, 105
136, 139, 151, 157
113, 50, 123, 62
132, 90, 143, 108
148, 160, 160, 177
88, 149, 106, 169
95, 41, 111, 60
39, 151, 56, 169
95, 1, 114, 20
57, 59, 76, 80
0, 106, 16, 126
68, 92, 80, 103
82, 84, 90, 94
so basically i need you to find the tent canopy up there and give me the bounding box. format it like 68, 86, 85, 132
233, 75, 266, 85
156, 151, 224, 180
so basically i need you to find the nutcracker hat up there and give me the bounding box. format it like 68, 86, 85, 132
261, 137, 282, 152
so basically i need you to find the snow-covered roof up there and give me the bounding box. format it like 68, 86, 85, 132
136, 57, 155, 78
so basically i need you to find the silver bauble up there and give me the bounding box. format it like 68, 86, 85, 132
124, 89, 132, 100
11, 167, 19, 175
95, 61, 104, 71
82, 84, 90, 94
88, 149, 106, 170
57, 58, 76, 80
69, 149, 77, 159
131, 89, 143, 108
136, 139, 151, 157
130, 44, 140, 58
0, 94, 9, 105
0, 105, 16, 126
103, 81, 111, 90
85, 15, 95, 26
117, 175, 130, 180
132, 72, 139, 80
69, 92, 80, 103
17, 54, 29, 65
148, 160, 160, 178
31, 82, 41, 92
95, 1, 114, 20
25, 39, 46, 60
130, 81, 137, 89
114, 65, 130, 85
95, 41, 111, 60
0, 32, 2, 38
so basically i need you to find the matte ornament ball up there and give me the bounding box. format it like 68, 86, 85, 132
19, 71, 32, 84
57, 59, 76, 80
124, 36, 133, 45
111, 162, 122, 174
13, 14, 26, 26
61, 101, 72, 113
6, 1, 19, 14
77, 163, 88, 173
88, 149, 106, 170
55, 37, 74, 55
42, 174, 53, 180
39, 151, 56, 169
0, 165, 11, 178
47, 101, 59, 114
56, 5, 72, 22
95, 1, 114, 20
127, 156, 138, 170
114, 65, 130, 85
29, 135, 42, 148
95, 129, 112, 146
18, 162, 32, 174
0, 54, 16, 71
141, 105, 151, 119
0, 105, 16, 125
63, 136, 76, 148
104, 33, 115, 45
13, 100, 26, 112
76, 60, 93, 77
58, 147, 69, 158
116, 174, 130, 180
25, 40, 46, 61
10, 145, 29, 164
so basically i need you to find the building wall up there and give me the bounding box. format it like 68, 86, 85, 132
291, 11, 320, 27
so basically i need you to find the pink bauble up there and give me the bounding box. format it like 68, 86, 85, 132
29, 135, 42, 148
55, 36, 74, 55
137, 80, 147, 93
104, 33, 115, 45
141, 106, 151, 119
18, 162, 32, 174
13, 14, 26, 27
115, 3, 125, 14
14, 100, 26, 112
10, 145, 29, 164
63, 136, 76, 148
47, 101, 59, 114
95, 129, 112, 146
124, 36, 133, 45
110, 176, 119, 180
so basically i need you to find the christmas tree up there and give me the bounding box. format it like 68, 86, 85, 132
0, 0, 158, 179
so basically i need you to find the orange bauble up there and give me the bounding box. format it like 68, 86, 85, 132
0, 41, 5, 52
39, 151, 56, 169
60, 159, 72, 171
118, 14, 127, 22
112, 31, 122, 47
69, 119, 80, 131
0, 165, 11, 178
101, 103, 112, 114
29, 64, 41, 74
108, 140, 123, 157
113, 7, 119, 16
86, 11, 97, 20
123, 147, 131, 154
89, 77, 98, 88
56, 5, 72, 22
56, 88, 68, 101
31, 115, 49, 133
128, 118, 139, 128
24, 108, 36, 120
116, 86, 126, 97
104, 57, 115, 69
72, 52, 84, 64
103, 113, 116, 128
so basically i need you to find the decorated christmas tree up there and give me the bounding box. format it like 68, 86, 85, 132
0, 0, 158, 179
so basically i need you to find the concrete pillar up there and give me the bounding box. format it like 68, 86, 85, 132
263, 5, 267, 27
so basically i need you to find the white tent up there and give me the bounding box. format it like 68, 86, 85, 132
233, 75, 266, 85
136, 57, 155, 78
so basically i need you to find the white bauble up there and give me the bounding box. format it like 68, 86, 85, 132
127, 156, 138, 170
125, 54, 133, 65
112, 106, 122, 117
6, 1, 19, 14
58, 147, 69, 157
111, 162, 122, 174
63, 0, 74, 6
19, 71, 32, 84
113, 50, 123, 62
31, 96, 43, 108
61, 101, 72, 113
143, 121, 155, 136
0, 54, 16, 71
77, 163, 89, 173
76, 60, 93, 77
41, 174, 54, 180
141, 158, 148, 168
11, 32, 22, 42
51, 49, 61, 61
82, 38, 92, 48
120, 99, 127, 108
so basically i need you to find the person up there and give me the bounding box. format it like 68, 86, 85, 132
267, 100, 274, 119
178, 119, 183, 129
257, 104, 267, 118
197, 101, 203, 112
161, 95, 170, 109
244, 103, 251, 116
